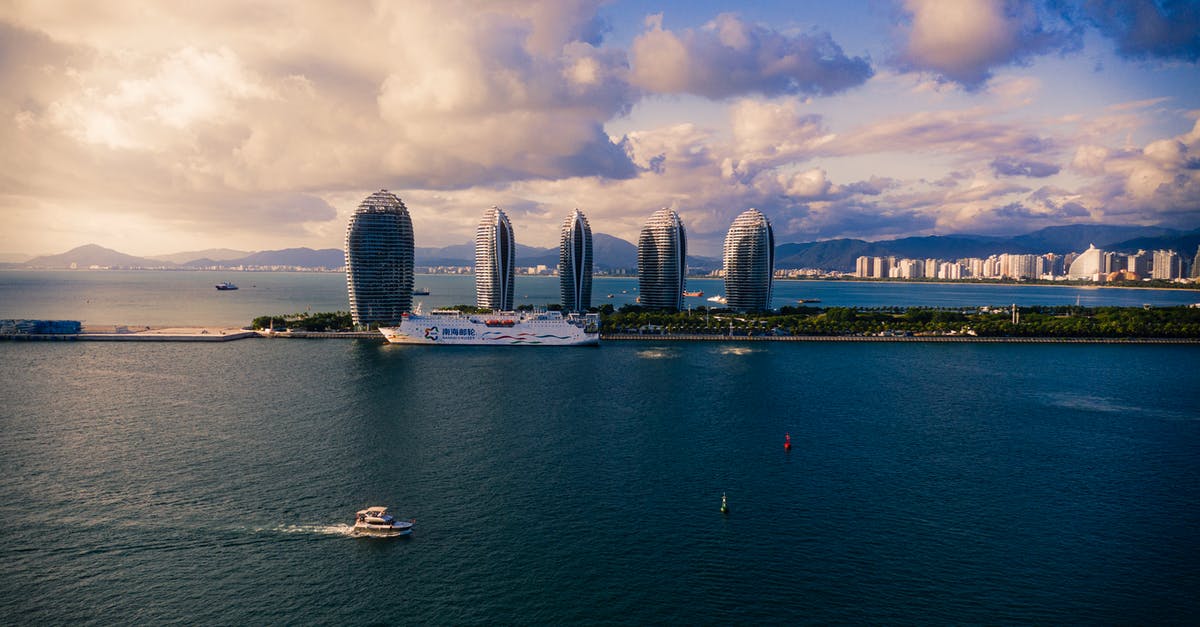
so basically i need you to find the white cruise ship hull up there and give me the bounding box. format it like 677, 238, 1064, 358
379, 311, 599, 346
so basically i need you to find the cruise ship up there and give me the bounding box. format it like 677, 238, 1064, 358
379, 309, 600, 346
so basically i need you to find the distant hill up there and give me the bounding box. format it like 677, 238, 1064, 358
16, 224, 1198, 274
25, 244, 171, 268
219, 248, 344, 268
156, 248, 250, 264
415, 232, 641, 270
1106, 228, 1200, 256
1008, 224, 1179, 252
776, 239, 874, 271
592, 233, 638, 270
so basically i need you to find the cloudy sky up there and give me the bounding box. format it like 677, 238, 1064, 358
3, 0, 1199, 257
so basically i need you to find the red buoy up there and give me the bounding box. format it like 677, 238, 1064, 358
784, 433, 792, 451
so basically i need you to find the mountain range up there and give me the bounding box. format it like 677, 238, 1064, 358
11, 225, 1200, 272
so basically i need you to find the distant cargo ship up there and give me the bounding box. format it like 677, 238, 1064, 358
380, 309, 600, 346
683, 290, 704, 297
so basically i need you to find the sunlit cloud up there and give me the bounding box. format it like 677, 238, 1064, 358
0, 1, 1197, 257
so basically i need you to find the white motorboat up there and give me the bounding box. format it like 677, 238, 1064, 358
352, 506, 414, 537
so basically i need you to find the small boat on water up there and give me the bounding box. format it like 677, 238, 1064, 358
683, 290, 704, 297
707, 295, 727, 304
797, 298, 821, 303
352, 506, 414, 537
215, 282, 238, 291
412, 287, 430, 295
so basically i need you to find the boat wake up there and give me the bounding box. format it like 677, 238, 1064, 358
717, 346, 758, 356
636, 349, 677, 359
268, 524, 355, 537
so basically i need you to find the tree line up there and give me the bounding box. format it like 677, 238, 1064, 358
250, 304, 1200, 338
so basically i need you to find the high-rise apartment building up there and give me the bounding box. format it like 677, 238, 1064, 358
558, 209, 593, 312
723, 209, 775, 311
856, 256, 871, 278
896, 258, 923, 279
1152, 249, 1182, 280
924, 258, 940, 278
872, 256, 891, 278
637, 208, 687, 310
1042, 253, 1063, 277
344, 190, 414, 326
938, 261, 963, 279
475, 206, 516, 310
1001, 254, 1040, 279
1192, 245, 1200, 279
1128, 249, 1152, 278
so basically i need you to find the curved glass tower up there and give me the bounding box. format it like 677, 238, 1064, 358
475, 206, 515, 311
559, 209, 593, 312
723, 209, 775, 311
344, 190, 414, 325
637, 208, 687, 310
1067, 244, 1104, 279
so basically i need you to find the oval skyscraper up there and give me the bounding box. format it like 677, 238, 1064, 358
559, 209, 593, 312
475, 206, 515, 311
723, 209, 774, 311
344, 190, 414, 326
637, 208, 687, 310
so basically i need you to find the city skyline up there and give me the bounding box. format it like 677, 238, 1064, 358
2, 2, 1199, 258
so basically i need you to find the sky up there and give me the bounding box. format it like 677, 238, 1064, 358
2, 0, 1199, 258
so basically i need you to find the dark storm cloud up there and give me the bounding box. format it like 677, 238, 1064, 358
1084, 0, 1200, 62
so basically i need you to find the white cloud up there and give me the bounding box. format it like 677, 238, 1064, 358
1070, 118, 1200, 218
894, 0, 1079, 89
630, 13, 872, 98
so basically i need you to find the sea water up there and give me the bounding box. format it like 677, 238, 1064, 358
1, 270, 1198, 327
1, 338, 1198, 623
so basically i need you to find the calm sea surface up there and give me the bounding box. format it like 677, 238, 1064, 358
1, 270, 1198, 326
1, 272, 1199, 624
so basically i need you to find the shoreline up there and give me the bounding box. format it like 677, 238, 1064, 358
3, 328, 1198, 344
805, 278, 1199, 293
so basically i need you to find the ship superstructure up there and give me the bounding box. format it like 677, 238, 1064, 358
379, 309, 599, 346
